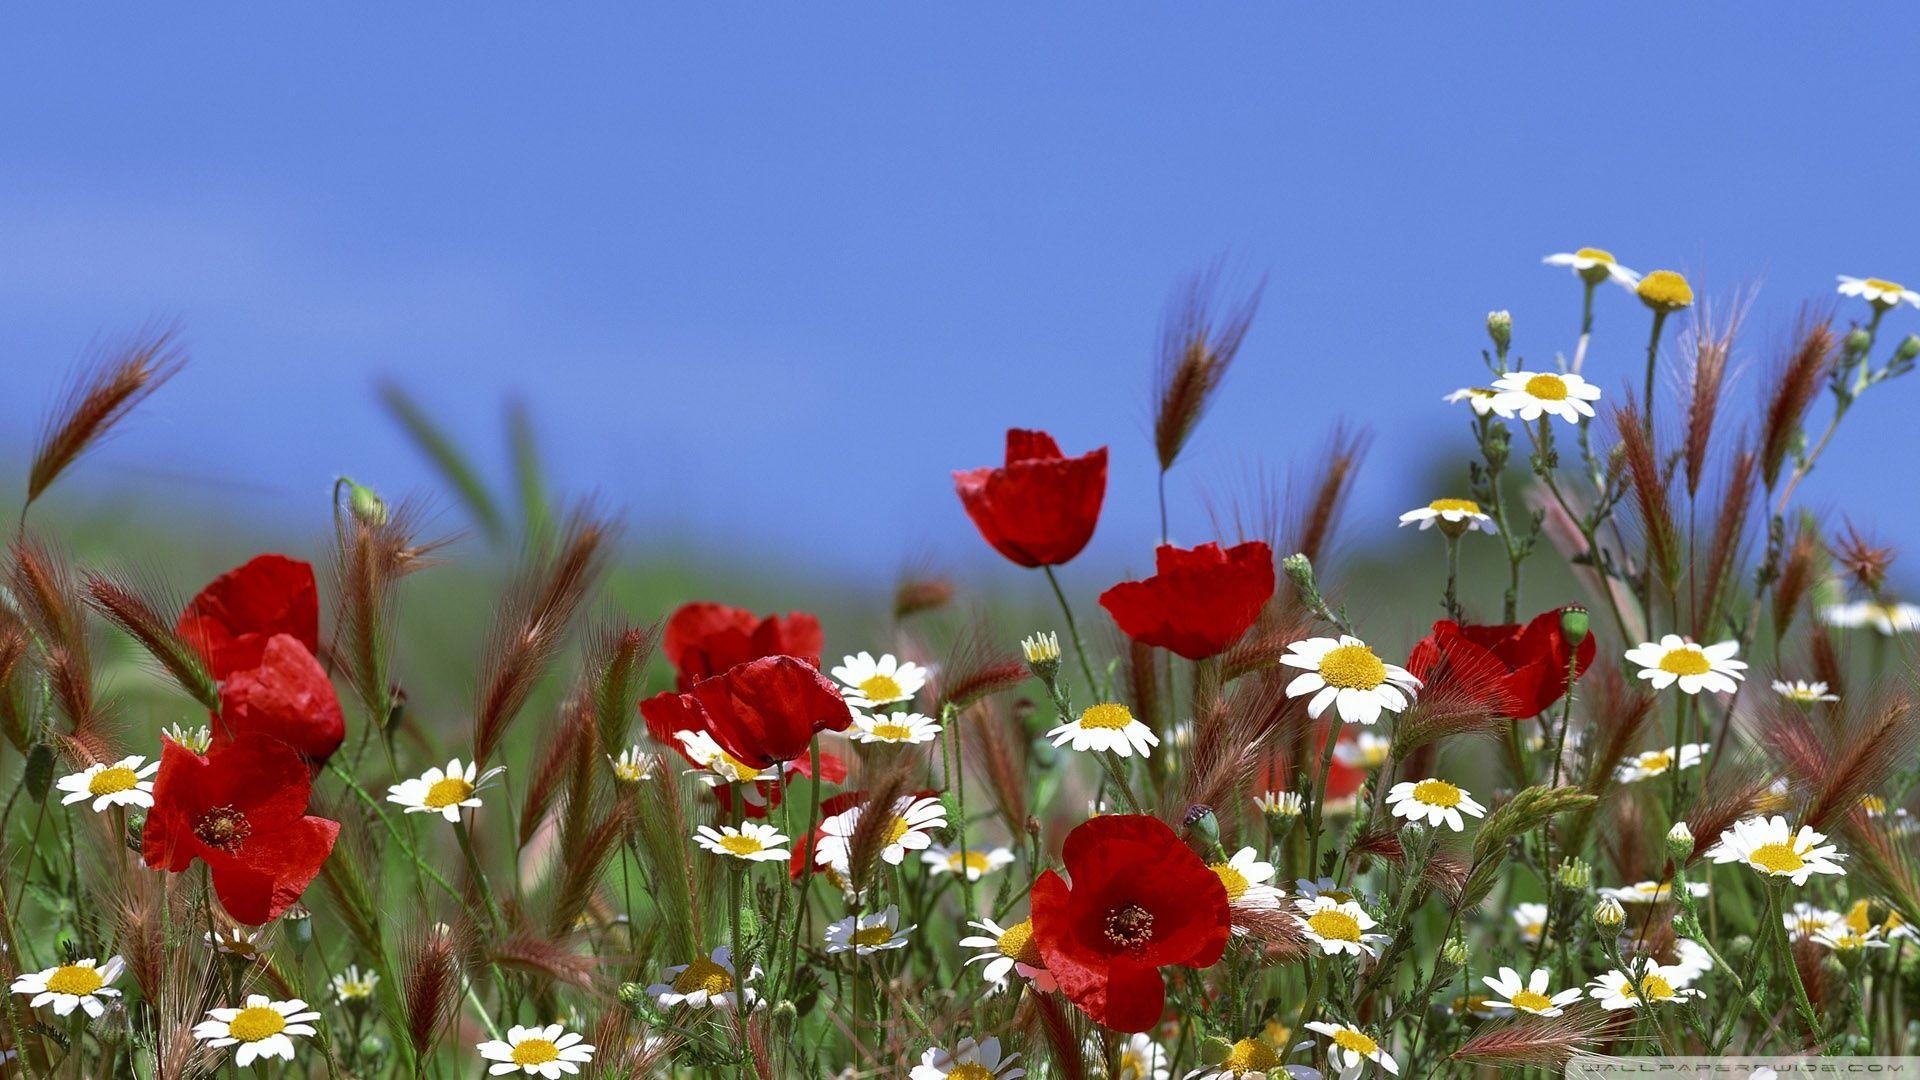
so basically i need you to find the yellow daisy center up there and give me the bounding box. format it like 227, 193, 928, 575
1330, 1028, 1379, 1056
227, 1006, 287, 1042
1213, 863, 1250, 902
717, 833, 766, 857
1427, 498, 1481, 515
87, 766, 140, 796
858, 673, 904, 703
1574, 247, 1615, 263
1847, 901, 1874, 933
1523, 373, 1569, 401
1748, 842, 1805, 875
851, 925, 895, 948
1079, 702, 1135, 730
1223, 1037, 1283, 1073
1307, 910, 1362, 942
715, 751, 759, 782
1866, 278, 1905, 294
612, 759, 646, 782
45, 964, 104, 996
1657, 648, 1710, 676
884, 815, 912, 846
1411, 779, 1462, 808
1636, 751, 1673, 773
1522, 921, 1544, 940
1637, 270, 1694, 309
1509, 989, 1554, 1012
1318, 644, 1386, 690
1632, 973, 1676, 1002
870, 722, 915, 742
997, 919, 1042, 964
948, 851, 990, 875
947, 1066, 995, 1080
511, 1038, 560, 1066
423, 776, 475, 809
671, 956, 732, 996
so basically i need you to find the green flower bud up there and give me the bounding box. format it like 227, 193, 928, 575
1848, 327, 1874, 354
1666, 822, 1695, 861
1594, 897, 1626, 930
1183, 804, 1221, 857
1199, 1036, 1235, 1066
1559, 605, 1590, 647
1486, 310, 1513, 350
616, 982, 646, 1009
1898, 334, 1920, 363
124, 813, 146, 853
347, 481, 388, 525
1441, 934, 1469, 967
1554, 856, 1591, 892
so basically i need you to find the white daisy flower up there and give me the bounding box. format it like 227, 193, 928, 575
1045, 702, 1160, 757
191, 995, 321, 1067
1187, 1035, 1309, 1079
1211, 846, 1285, 918
824, 905, 914, 956
1614, 743, 1710, 783
910, 1036, 1024, 1080
693, 821, 790, 863
1481, 967, 1581, 1017
1020, 632, 1061, 665
386, 758, 506, 822
1294, 896, 1391, 959
1294, 877, 1367, 906
477, 1023, 596, 1077
1666, 938, 1714, 986
1101, 1032, 1170, 1080
1443, 387, 1501, 417
1845, 899, 1919, 942
645, 946, 759, 1010
1397, 498, 1497, 537
1335, 731, 1391, 771
674, 729, 778, 786
814, 795, 947, 875
1822, 600, 1920, 636
1784, 902, 1845, 940
1837, 275, 1920, 309
921, 844, 1015, 881
1704, 814, 1846, 885
959, 917, 1056, 992
1772, 680, 1838, 705
330, 965, 378, 1004
1487, 369, 1603, 425
1622, 636, 1746, 695
1544, 247, 1641, 288
55, 756, 158, 812
164, 722, 212, 753
1512, 903, 1548, 946
1815, 925, 1890, 954
608, 746, 656, 783
1598, 879, 1710, 905
1304, 1020, 1399, 1077
830, 651, 928, 709
1588, 965, 1702, 1010
848, 710, 943, 745
1280, 636, 1421, 725
1255, 790, 1305, 819
1385, 778, 1486, 832
11, 956, 124, 1018
205, 927, 266, 959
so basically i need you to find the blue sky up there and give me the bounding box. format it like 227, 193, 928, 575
4, 7, 1918, 588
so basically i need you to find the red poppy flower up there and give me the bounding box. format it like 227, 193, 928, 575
142, 733, 340, 925
1406, 607, 1595, 719
177, 554, 320, 677
661, 602, 823, 690
1031, 814, 1230, 1032
215, 634, 346, 764
1098, 541, 1275, 660
640, 655, 853, 771
954, 429, 1108, 568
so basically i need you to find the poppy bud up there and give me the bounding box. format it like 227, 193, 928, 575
1666, 822, 1695, 860
1486, 310, 1513, 351
1183, 804, 1222, 859
347, 480, 388, 525
1594, 897, 1626, 930
24, 743, 55, 803
124, 813, 147, 853
1559, 605, 1590, 647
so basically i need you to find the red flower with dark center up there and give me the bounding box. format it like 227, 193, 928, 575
1406, 607, 1596, 719
640, 655, 853, 771
954, 429, 1108, 568
142, 733, 340, 925
1098, 541, 1275, 660
1031, 814, 1230, 1032
662, 602, 823, 690
215, 633, 346, 764
177, 554, 320, 677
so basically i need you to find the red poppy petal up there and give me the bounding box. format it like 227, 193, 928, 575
142, 737, 213, 872
699, 656, 852, 769
954, 430, 1106, 568
216, 635, 346, 765
1099, 542, 1272, 660
178, 554, 320, 677
1005, 428, 1064, 463
196, 732, 315, 831
212, 815, 341, 925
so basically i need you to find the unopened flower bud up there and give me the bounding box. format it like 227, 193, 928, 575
617, 982, 646, 1008
1594, 897, 1626, 930
1897, 334, 1920, 363
124, 813, 147, 853
1020, 631, 1061, 683
1486, 310, 1513, 350
1555, 856, 1591, 892
1666, 822, 1695, 860
343, 479, 388, 525
1183, 804, 1222, 858
1559, 605, 1590, 647
770, 1000, 798, 1033
1441, 934, 1469, 967
1282, 553, 1316, 594
1847, 327, 1874, 354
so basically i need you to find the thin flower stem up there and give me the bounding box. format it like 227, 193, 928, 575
1767, 881, 1821, 1043
1302, 721, 1343, 882
1643, 307, 1669, 436
1571, 279, 1597, 374
1042, 564, 1101, 695
1441, 535, 1462, 622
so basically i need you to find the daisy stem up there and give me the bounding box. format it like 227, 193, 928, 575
1572, 279, 1596, 375
1767, 881, 1821, 1044
1302, 720, 1343, 883
780, 739, 825, 1004
1441, 535, 1462, 622
453, 817, 502, 933
1041, 565, 1101, 696
1642, 308, 1669, 438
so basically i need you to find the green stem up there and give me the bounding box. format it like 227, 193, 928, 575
1042, 565, 1101, 695
1643, 307, 1670, 435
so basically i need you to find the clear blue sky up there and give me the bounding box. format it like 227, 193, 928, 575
4, 7, 1918, 588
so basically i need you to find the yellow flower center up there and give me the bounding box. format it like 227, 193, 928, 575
671, 956, 732, 996
1509, 989, 1554, 1012
1748, 842, 1805, 875
1330, 1028, 1379, 1056
948, 850, 990, 875
612, 758, 647, 782
423, 776, 475, 809
1411, 779, 1462, 808
1522, 921, 1544, 940
1866, 278, 1905, 294
45, 964, 104, 996
1574, 247, 1616, 263
1213, 863, 1250, 902
717, 833, 766, 857
1847, 901, 1874, 933
1637, 270, 1694, 310
1656, 648, 1710, 676
851, 925, 895, 948
1523, 373, 1570, 401
511, 1038, 560, 1066
1223, 1038, 1282, 1073
1636, 751, 1673, 773
997, 919, 1043, 965
884, 815, 912, 846
1862, 794, 1888, 815
715, 751, 759, 782
1307, 910, 1362, 942
870, 722, 915, 742
1427, 498, 1481, 515
87, 766, 140, 796
1632, 973, 1676, 1002
227, 1006, 287, 1042
858, 673, 904, 703
1318, 645, 1386, 690
1079, 703, 1135, 731
947, 1066, 995, 1080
